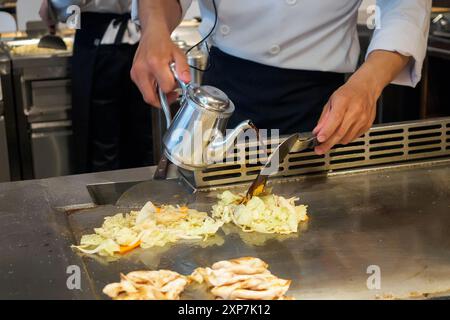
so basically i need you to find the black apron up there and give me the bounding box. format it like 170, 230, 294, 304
72, 12, 153, 173
202, 47, 345, 134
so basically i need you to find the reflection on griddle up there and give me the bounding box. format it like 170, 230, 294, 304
78, 234, 226, 269
220, 223, 308, 247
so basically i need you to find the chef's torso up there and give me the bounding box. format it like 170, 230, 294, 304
76, 0, 138, 45
193, 0, 363, 73
81, 0, 132, 14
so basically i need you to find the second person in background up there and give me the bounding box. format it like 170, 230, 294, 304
41, 0, 154, 173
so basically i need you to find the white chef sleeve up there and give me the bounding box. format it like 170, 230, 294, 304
366, 0, 431, 87
178, 0, 194, 18
131, 0, 193, 25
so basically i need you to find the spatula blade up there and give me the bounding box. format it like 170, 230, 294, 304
243, 133, 300, 202
115, 179, 195, 209
38, 34, 67, 51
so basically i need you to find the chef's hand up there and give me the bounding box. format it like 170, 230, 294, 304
312, 77, 378, 155
131, 0, 190, 107
39, 0, 56, 31
313, 50, 411, 155
131, 31, 191, 106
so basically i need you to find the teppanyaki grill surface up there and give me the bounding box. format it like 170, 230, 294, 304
65, 161, 450, 300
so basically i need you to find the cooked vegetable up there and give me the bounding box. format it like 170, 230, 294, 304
212, 191, 308, 234
119, 240, 142, 254
72, 202, 224, 257
72, 190, 309, 257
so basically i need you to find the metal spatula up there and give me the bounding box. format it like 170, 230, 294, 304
242, 133, 319, 203
38, 30, 67, 50
115, 178, 195, 208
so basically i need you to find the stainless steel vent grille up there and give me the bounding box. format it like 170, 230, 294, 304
181, 118, 450, 188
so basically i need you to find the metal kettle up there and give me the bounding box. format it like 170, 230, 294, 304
158, 64, 253, 171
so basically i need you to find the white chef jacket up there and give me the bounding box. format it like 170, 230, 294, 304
74, 0, 130, 13
132, 0, 431, 87
71, 0, 140, 44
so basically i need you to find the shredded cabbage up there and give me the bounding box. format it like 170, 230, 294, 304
212, 191, 308, 234
72, 202, 224, 256
72, 191, 309, 257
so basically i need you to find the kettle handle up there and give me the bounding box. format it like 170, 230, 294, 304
157, 63, 188, 129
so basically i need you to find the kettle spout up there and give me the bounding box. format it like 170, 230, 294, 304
207, 120, 255, 164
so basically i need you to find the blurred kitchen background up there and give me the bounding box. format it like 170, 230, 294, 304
0, 0, 449, 182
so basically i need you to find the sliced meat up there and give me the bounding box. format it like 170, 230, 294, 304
103, 270, 189, 300
192, 257, 293, 300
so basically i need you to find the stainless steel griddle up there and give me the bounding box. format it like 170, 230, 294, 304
68, 159, 450, 300
63, 117, 450, 300
0, 117, 449, 299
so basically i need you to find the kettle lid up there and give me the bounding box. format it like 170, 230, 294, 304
188, 85, 232, 112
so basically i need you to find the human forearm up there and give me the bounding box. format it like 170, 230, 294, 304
131, 0, 190, 107
366, 0, 430, 87
313, 50, 410, 155
349, 50, 410, 99
138, 0, 183, 37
